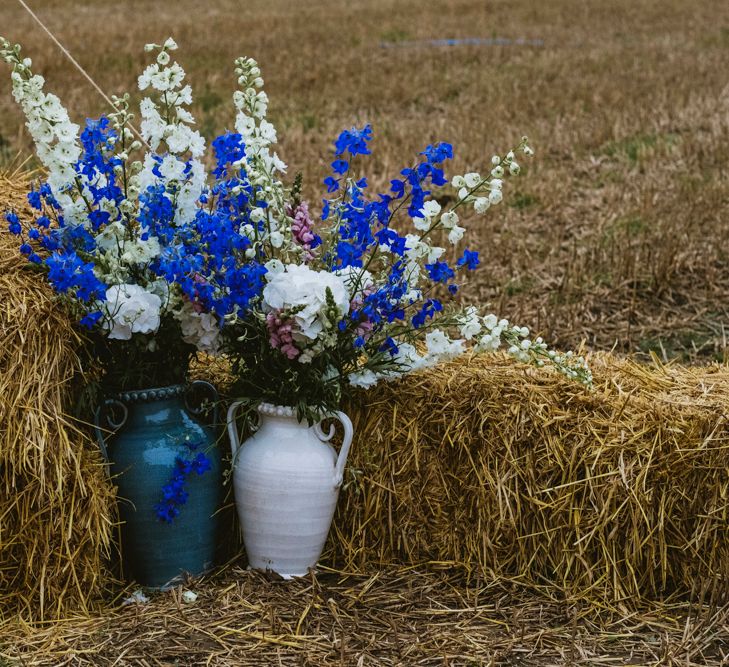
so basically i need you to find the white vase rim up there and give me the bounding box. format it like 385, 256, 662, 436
257, 402, 297, 418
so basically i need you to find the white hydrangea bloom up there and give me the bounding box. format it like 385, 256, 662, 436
175, 302, 220, 354
103, 284, 162, 340
348, 369, 379, 389
263, 264, 350, 340
264, 258, 285, 277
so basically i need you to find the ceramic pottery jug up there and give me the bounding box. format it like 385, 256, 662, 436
227, 402, 353, 578
95, 381, 223, 588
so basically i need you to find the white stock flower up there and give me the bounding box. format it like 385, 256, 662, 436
440, 211, 459, 229
474, 197, 491, 214
7, 64, 81, 199
447, 225, 465, 244
249, 207, 265, 223
483, 313, 499, 330
138, 63, 158, 90
391, 342, 428, 374
458, 306, 482, 340
425, 329, 465, 359
421, 200, 441, 218
464, 172, 481, 188
95, 220, 126, 252
120, 237, 161, 265
269, 231, 284, 248
413, 200, 441, 231
404, 234, 426, 259
412, 216, 430, 232
426, 246, 445, 263
475, 333, 501, 352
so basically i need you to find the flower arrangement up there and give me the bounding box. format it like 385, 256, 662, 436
0, 37, 212, 391
1, 37, 591, 421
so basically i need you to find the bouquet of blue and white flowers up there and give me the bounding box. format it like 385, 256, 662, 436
1, 37, 591, 411
1, 38, 217, 389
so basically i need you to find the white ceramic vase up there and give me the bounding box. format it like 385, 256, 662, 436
227, 402, 354, 578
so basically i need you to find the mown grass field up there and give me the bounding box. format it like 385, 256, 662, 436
1, 0, 728, 361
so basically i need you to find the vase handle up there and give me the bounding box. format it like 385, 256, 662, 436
315, 411, 354, 489
185, 380, 220, 428
93, 398, 128, 463
227, 400, 245, 460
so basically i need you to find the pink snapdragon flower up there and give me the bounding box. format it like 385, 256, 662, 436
350, 284, 376, 341
266, 310, 300, 359
287, 201, 319, 262
189, 273, 209, 313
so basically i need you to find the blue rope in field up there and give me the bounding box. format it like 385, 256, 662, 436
381, 37, 545, 49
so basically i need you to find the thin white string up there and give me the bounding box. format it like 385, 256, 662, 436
16, 0, 147, 145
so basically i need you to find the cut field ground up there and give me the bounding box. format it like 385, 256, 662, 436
3, 566, 728, 666
1, 0, 728, 362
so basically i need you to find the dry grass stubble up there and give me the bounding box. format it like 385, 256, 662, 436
0, 0, 728, 359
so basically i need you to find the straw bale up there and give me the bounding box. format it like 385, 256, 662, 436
0, 169, 115, 621
330, 352, 729, 608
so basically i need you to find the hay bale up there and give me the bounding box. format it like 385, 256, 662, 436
1, 170, 726, 617
330, 353, 729, 607
0, 170, 115, 621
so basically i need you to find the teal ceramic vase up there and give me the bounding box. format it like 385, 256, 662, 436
94, 381, 223, 588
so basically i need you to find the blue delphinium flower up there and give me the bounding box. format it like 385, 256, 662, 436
45, 251, 106, 302
457, 249, 480, 270
425, 260, 455, 284
334, 124, 373, 157
6, 211, 21, 235
154, 441, 213, 523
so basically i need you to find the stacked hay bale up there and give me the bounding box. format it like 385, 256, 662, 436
0, 171, 115, 621
332, 354, 729, 607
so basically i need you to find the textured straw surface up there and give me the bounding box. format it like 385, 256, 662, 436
1, 171, 727, 625
330, 353, 729, 609
3, 565, 728, 666
0, 169, 115, 621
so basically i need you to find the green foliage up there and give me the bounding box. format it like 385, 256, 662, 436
509, 191, 539, 209
602, 132, 679, 164
380, 28, 410, 43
